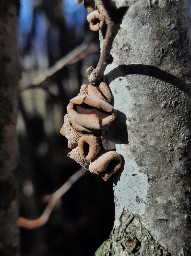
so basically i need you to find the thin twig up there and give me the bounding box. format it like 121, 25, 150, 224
20, 42, 89, 91
18, 168, 87, 229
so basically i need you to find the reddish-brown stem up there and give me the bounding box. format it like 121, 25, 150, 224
18, 168, 86, 229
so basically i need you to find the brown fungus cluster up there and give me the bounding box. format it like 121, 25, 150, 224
87, 4, 105, 31
60, 82, 123, 181
60, 0, 125, 181
75, 1, 128, 84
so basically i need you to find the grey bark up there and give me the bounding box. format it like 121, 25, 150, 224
97, 0, 191, 255
0, 1, 20, 255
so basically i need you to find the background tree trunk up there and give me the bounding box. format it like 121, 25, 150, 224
0, 1, 20, 255
97, 0, 191, 255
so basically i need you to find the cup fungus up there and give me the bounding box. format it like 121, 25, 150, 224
87, 9, 105, 31
60, 80, 123, 181
98, 82, 113, 103
60, 114, 82, 149
89, 151, 123, 181
78, 135, 102, 162
67, 95, 115, 132
80, 82, 112, 103
68, 146, 89, 170
79, 84, 89, 96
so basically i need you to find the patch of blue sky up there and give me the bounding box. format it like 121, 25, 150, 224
62, 0, 87, 33
19, 0, 33, 34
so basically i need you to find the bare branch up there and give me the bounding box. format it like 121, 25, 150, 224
20, 42, 89, 91
18, 168, 87, 229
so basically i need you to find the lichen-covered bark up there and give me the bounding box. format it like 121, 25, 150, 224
0, 1, 20, 255
97, 0, 191, 255
96, 210, 171, 256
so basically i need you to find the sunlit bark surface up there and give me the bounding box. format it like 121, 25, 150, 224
97, 0, 191, 255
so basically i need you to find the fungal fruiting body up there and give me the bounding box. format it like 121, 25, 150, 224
76, 0, 128, 84
60, 1, 125, 180
60, 82, 123, 181
60, 114, 82, 149
89, 151, 123, 181
87, 5, 105, 31
67, 94, 115, 132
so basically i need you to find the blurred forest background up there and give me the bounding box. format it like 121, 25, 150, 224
18, 0, 114, 255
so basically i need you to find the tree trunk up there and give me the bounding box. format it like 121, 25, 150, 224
0, 1, 20, 255
97, 0, 191, 255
